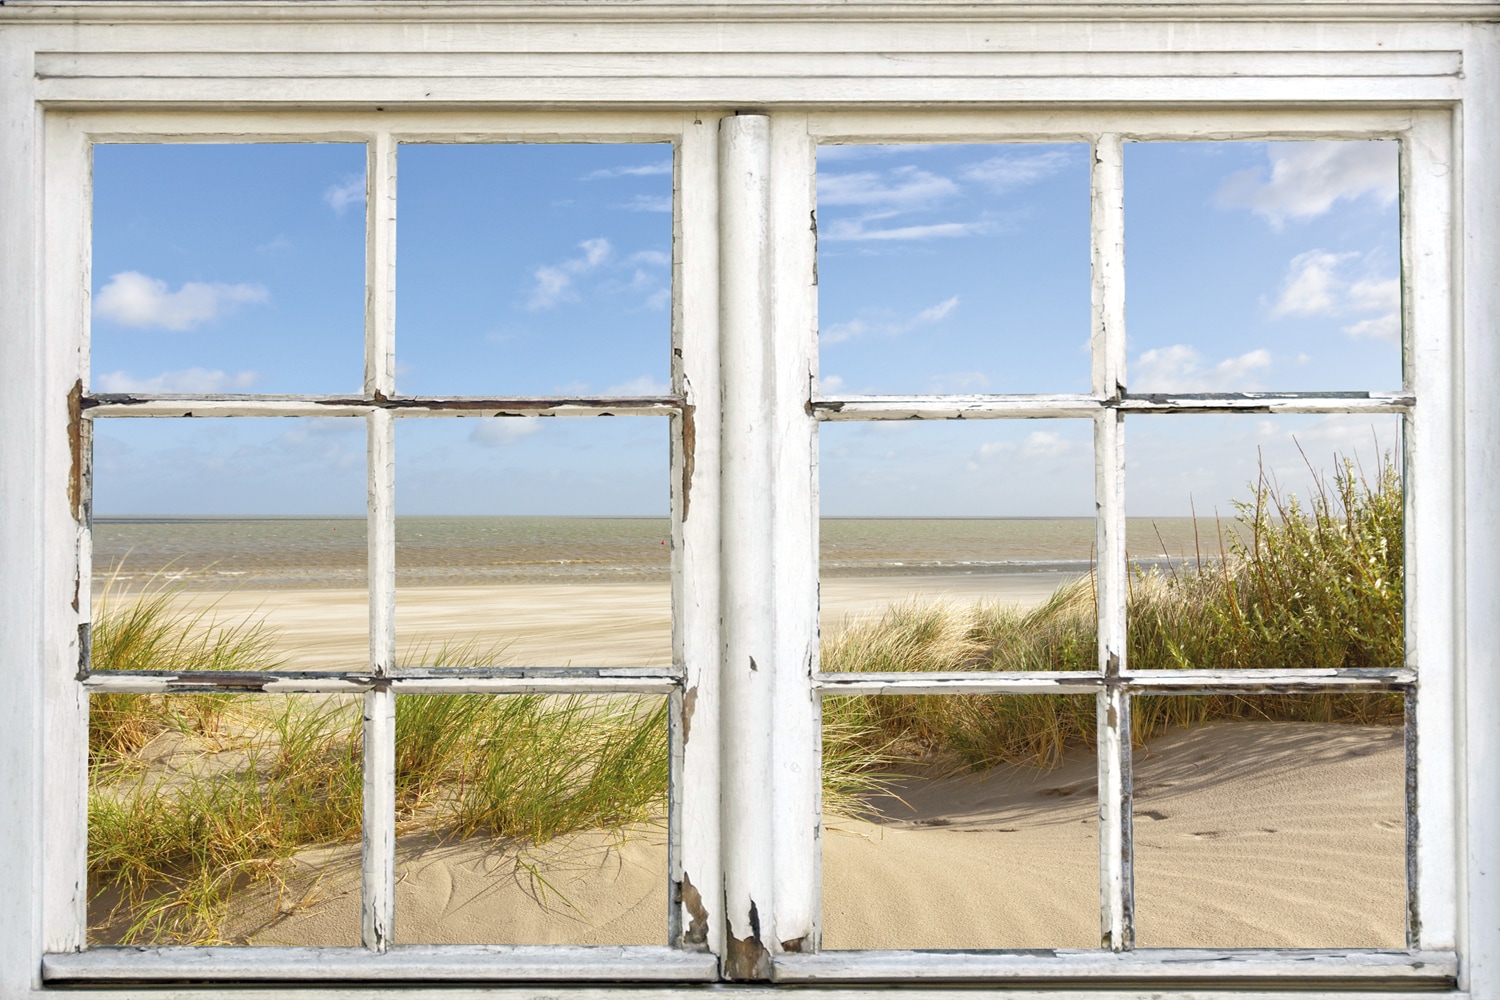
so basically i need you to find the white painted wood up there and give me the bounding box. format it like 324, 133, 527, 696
41, 945, 719, 983
1398, 109, 1458, 952
1091, 132, 1133, 952
362, 132, 398, 953
668, 114, 722, 957
815, 668, 1413, 696
717, 112, 775, 981
1461, 21, 1500, 998
769, 113, 821, 958
770, 948, 1458, 985
817, 672, 1106, 696
39, 109, 90, 958
82, 668, 682, 695
1123, 667, 1417, 691
81, 395, 681, 418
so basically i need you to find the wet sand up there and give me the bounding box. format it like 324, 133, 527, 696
219, 720, 1403, 949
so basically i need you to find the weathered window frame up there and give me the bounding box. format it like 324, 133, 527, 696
0, 4, 1497, 998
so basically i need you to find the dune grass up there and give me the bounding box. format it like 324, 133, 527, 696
88, 450, 1403, 940
823, 451, 1405, 771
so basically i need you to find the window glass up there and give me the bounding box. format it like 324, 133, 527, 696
816, 143, 1090, 395
397, 144, 672, 396
91, 144, 367, 395
1126, 141, 1402, 393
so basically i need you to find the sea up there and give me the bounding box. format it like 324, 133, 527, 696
92, 516, 1241, 591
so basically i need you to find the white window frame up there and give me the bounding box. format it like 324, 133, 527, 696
1, 4, 1497, 998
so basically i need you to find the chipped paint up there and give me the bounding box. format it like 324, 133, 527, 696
725, 901, 770, 980
781, 935, 807, 953
678, 872, 710, 947
682, 684, 698, 744
680, 402, 696, 521
67, 379, 84, 523
749, 655, 758, 672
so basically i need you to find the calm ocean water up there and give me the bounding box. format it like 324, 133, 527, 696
92, 516, 1237, 590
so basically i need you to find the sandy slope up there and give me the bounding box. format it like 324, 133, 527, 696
225, 720, 1403, 949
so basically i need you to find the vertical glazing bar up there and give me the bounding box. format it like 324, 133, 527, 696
1091, 132, 1133, 951
769, 113, 821, 956
670, 113, 724, 957
362, 131, 398, 952
1405, 110, 1458, 951
718, 112, 775, 981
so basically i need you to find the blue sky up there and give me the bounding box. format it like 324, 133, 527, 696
90, 139, 1399, 518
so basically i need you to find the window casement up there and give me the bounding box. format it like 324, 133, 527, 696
1, 6, 1497, 999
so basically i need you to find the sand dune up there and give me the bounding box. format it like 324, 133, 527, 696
153, 574, 1081, 671
222, 720, 1402, 950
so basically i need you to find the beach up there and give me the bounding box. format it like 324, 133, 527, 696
87, 515, 1404, 949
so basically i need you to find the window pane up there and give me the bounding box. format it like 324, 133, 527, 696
1125, 141, 1401, 392
819, 420, 1096, 646
1126, 414, 1403, 673
91, 144, 367, 395
89, 692, 362, 945
92, 417, 368, 672
395, 417, 669, 668
816, 143, 1090, 395
397, 143, 672, 396
391, 694, 668, 945
1132, 693, 1406, 947
822, 693, 1097, 948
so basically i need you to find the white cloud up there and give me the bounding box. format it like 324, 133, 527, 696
471, 418, 542, 447
584, 162, 673, 179
928, 370, 990, 392
961, 150, 1074, 193
1215, 142, 1397, 228
93, 367, 263, 393
323, 174, 366, 214
1131, 344, 1274, 392
1269, 250, 1357, 317
1268, 250, 1401, 343
818, 166, 959, 210
527, 238, 613, 310
94, 271, 269, 331
1021, 430, 1071, 458
622, 194, 672, 213
604, 375, 671, 395
629, 250, 670, 268
822, 218, 992, 242
817, 374, 847, 394
822, 295, 959, 345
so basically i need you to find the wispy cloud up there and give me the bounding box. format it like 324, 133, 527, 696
528, 238, 612, 310
323, 174, 366, 214
818, 166, 959, 210
94, 271, 269, 331
822, 219, 993, 243
605, 375, 671, 395
818, 144, 936, 162
93, 367, 263, 393
960, 150, 1074, 194
1216, 142, 1397, 229
822, 295, 959, 345
1131, 345, 1274, 392
584, 162, 673, 180
1268, 249, 1401, 342
621, 194, 672, 213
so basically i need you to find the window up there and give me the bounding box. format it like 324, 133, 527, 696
1, 5, 1496, 998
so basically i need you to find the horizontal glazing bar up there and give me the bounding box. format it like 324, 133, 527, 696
43, 945, 719, 983
81, 393, 683, 419
770, 948, 1455, 986
813, 391, 1413, 420
813, 667, 1414, 696
1124, 666, 1416, 692
82, 666, 683, 695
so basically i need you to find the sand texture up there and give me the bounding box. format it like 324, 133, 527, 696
150, 574, 1080, 671
217, 720, 1402, 949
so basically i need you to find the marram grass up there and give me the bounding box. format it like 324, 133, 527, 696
88, 451, 1403, 942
